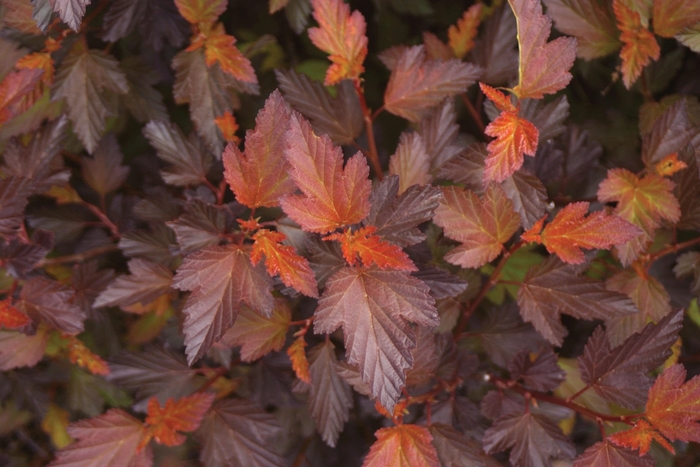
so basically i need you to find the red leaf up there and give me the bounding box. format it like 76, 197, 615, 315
479, 82, 516, 113
220, 300, 290, 362
448, 4, 483, 59
363, 425, 439, 467
384, 45, 482, 122
66, 336, 110, 376
215, 111, 240, 143
174, 0, 226, 25
0, 68, 44, 125
573, 440, 655, 467
48, 409, 152, 467
200, 23, 257, 83
145, 393, 215, 447
388, 132, 431, 194
483, 107, 539, 183
646, 364, 700, 444
509, 0, 577, 98
280, 112, 371, 233
433, 184, 520, 268
308, 0, 368, 85
251, 229, 318, 297
324, 226, 416, 272
287, 336, 311, 384
223, 91, 295, 208
0, 298, 30, 329
521, 202, 641, 264
613, 0, 660, 89
314, 267, 438, 411
608, 419, 674, 456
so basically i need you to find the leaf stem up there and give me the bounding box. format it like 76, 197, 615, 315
566, 384, 592, 403
646, 235, 700, 264
38, 244, 120, 267
461, 92, 486, 135
203, 179, 225, 205
353, 80, 383, 180
82, 201, 120, 239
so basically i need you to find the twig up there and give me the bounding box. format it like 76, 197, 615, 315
646, 236, 700, 264
354, 80, 384, 180
38, 244, 120, 267
461, 92, 486, 134
82, 201, 120, 238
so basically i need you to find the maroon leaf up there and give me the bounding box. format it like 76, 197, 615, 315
0, 176, 32, 239
167, 199, 229, 255
81, 134, 130, 195
0, 327, 49, 371
418, 99, 465, 170
172, 244, 274, 364
642, 99, 696, 167
429, 423, 484, 467
314, 266, 439, 410
470, 4, 518, 86
50, 0, 90, 31
573, 440, 654, 467
94, 258, 173, 309
20, 277, 86, 334
508, 347, 565, 392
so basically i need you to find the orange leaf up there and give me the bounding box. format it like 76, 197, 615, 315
280, 112, 372, 233
479, 82, 516, 113
323, 226, 416, 272
308, 0, 368, 85
363, 425, 439, 467
448, 4, 483, 59
215, 111, 240, 143
145, 393, 215, 447
652, 0, 700, 38
174, 0, 227, 26
613, 0, 660, 89
287, 336, 311, 384
203, 23, 257, 83
608, 419, 674, 456
521, 202, 641, 264
66, 336, 110, 376
654, 152, 687, 177
0, 299, 30, 329
250, 229, 319, 298
433, 184, 521, 268
510, 0, 577, 99
220, 299, 291, 362
483, 107, 539, 183
646, 364, 700, 444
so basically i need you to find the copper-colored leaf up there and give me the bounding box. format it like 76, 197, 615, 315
384, 45, 482, 122
174, 0, 226, 25
66, 336, 110, 376
0, 68, 44, 125
314, 267, 438, 411
280, 112, 371, 233
20, 277, 86, 335
448, 4, 483, 59
509, 0, 577, 98
324, 226, 416, 272
646, 363, 700, 443
251, 229, 318, 297
172, 245, 274, 364
573, 441, 654, 467
219, 301, 290, 362
433, 184, 520, 268
48, 409, 152, 467
652, 0, 700, 38
483, 107, 539, 183
521, 202, 641, 264
201, 23, 257, 83
215, 111, 239, 143
363, 424, 439, 467
94, 258, 173, 310
287, 335, 311, 383
608, 419, 674, 455
389, 131, 431, 194
145, 393, 215, 446
613, 0, 660, 89
0, 298, 30, 329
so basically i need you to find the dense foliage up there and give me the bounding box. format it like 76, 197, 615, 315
1, 0, 700, 465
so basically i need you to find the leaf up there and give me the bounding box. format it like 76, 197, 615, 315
363, 425, 440, 467
197, 399, 286, 467
608, 419, 675, 455
81, 134, 130, 195
1, 0, 43, 33
52, 42, 129, 153
478, 304, 547, 367
641, 99, 696, 167
99, 0, 147, 41
219, 301, 290, 362
120, 56, 169, 123
508, 347, 565, 392
674, 251, 700, 296
573, 441, 655, 467
0, 69, 44, 125
307, 0, 368, 85
471, 4, 519, 86
509, 0, 577, 98
274, 69, 363, 145
389, 132, 431, 194
324, 226, 416, 271
384, 45, 482, 122
0, 298, 30, 329
418, 98, 464, 170
676, 24, 700, 52
448, 4, 483, 59
613, 0, 660, 89
433, 184, 520, 268
94, 259, 173, 310
542, 0, 621, 60
119, 225, 177, 265
423, 32, 452, 61
521, 202, 642, 264
215, 111, 239, 143
167, 199, 228, 255
0, 326, 48, 371
517, 256, 638, 346
306, 341, 352, 447
108, 347, 201, 405
143, 120, 212, 187
287, 335, 311, 383
428, 423, 484, 467
500, 169, 548, 230
20, 277, 86, 335
279, 112, 371, 233
50, 0, 90, 31
314, 266, 438, 411
145, 393, 215, 446
578, 310, 683, 409
200, 23, 257, 83
365, 175, 442, 248
42, 403, 72, 449
641, 363, 700, 446
652, 0, 700, 38
47, 409, 152, 467
483, 412, 576, 467
174, 0, 226, 25
172, 244, 274, 364
405, 326, 439, 387
483, 106, 540, 183
222, 90, 295, 208
251, 229, 318, 297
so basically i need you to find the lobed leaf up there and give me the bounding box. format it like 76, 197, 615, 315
50, 0, 90, 31
651, 0, 700, 38
324, 226, 416, 272
200, 23, 257, 83
20, 277, 86, 335
174, 0, 226, 25
94, 259, 173, 310
389, 132, 431, 194
573, 441, 654, 467
429, 423, 484, 467
448, 4, 483, 59
645, 363, 700, 443
363, 424, 439, 467
145, 392, 215, 446
613, 0, 660, 89
219, 301, 290, 362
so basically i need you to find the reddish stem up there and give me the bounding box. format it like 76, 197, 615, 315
461, 92, 486, 134
354, 80, 384, 180
82, 201, 120, 239
646, 236, 700, 264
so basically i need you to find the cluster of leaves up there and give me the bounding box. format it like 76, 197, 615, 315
1, 0, 700, 466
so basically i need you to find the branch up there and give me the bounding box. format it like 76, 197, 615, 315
461, 92, 486, 135
354, 80, 383, 180
646, 235, 700, 264
38, 244, 120, 267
